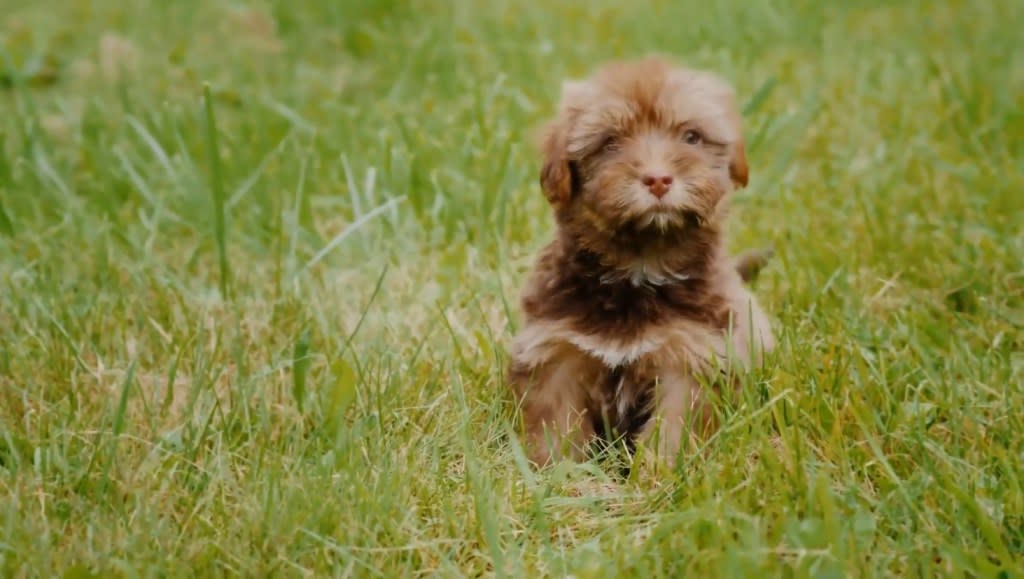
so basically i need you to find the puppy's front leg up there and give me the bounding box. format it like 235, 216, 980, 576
638, 372, 715, 466
507, 347, 597, 467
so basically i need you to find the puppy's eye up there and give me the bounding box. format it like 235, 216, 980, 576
600, 135, 620, 152
683, 129, 703, 145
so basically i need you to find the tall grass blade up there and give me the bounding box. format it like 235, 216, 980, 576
203, 83, 231, 300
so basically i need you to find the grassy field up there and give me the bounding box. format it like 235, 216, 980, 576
1, 0, 1022, 576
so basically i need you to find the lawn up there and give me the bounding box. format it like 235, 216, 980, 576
1, 0, 1022, 576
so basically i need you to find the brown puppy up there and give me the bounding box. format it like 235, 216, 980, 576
507, 56, 774, 468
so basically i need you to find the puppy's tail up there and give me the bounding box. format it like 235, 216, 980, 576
734, 246, 775, 283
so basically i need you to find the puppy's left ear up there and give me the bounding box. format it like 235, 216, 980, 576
730, 138, 749, 188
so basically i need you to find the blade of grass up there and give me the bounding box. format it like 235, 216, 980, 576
203, 83, 231, 301
292, 326, 312, 412
99, 360, 136, 496
294, 196, 404, 277
339, 263, 389, 356
0, 197, 13, 237
227, 128, 294, 208
742, 76, 777, 116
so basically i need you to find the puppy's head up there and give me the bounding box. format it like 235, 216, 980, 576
539, 56, 748, 236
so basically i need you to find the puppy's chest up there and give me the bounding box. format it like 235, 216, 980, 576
545, 281, 729, 368
561, 324, 675, 368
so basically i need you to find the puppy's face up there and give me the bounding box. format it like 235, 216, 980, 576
540, 57, 748, 235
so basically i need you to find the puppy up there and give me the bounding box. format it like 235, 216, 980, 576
506, 56, 775, 468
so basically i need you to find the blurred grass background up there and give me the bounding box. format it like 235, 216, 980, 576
0, 0, 1021, 576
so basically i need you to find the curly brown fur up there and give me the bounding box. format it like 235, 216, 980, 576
507, 56, 775, 468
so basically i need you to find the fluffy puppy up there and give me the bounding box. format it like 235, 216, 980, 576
506, 56, 774, 468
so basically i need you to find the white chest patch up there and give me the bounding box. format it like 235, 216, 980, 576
512, 318, 722, 372
563, 330, 664, 367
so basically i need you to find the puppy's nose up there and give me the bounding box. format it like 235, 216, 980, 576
642, 175, 673, 198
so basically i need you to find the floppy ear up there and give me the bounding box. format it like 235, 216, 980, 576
538, 79, 594, 204
539, 121, 573, 205
730, 138, 749, 188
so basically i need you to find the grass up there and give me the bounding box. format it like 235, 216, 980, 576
0, 0, 1022, 576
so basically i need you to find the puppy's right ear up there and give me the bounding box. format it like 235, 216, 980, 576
538, 80, 591, 205
539, 121, 572, 205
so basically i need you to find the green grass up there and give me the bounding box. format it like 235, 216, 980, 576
1, 0, 1022, 576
